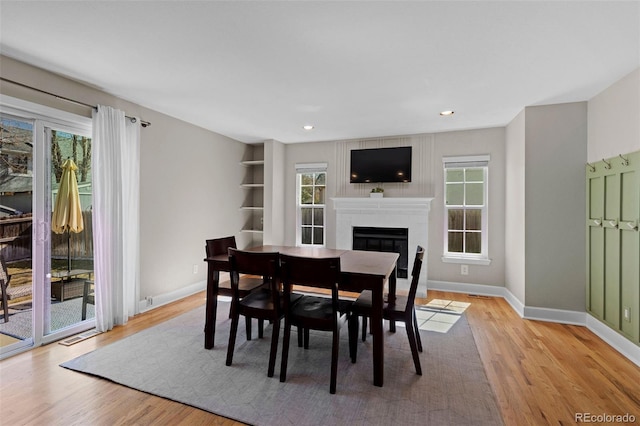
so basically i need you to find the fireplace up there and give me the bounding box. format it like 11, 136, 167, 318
353, 227, 409, 278
332, 197, 432, 296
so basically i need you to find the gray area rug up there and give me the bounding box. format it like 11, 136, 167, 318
61, 302, 502, 426
0, 297, 95, 340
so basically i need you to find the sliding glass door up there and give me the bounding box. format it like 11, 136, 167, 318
46, 125, 95, 335
0, 99, 94, 358
0, 113, 35, 355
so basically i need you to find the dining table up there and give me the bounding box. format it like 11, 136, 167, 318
203, 245, 399, 387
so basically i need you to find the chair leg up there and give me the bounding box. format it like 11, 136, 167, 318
280, 318, 292, 383
267, 318, 280, 377
348, 313, 359, 363
303, 328, 310, 349
413, 310, 423, 352
2, 289, 9, 323
330, 327, 339, 394
297, 326, 303, 347
405, 317, 422, 375
361, 315, 367, 342
226, 308, 240, 366
245, 316, 252, 340
258, 319, 264, 339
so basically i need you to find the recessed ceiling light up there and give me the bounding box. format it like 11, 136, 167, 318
440, 110, 455, 116
303, 125, 314, 130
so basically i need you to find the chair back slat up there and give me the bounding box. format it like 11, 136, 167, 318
205, 236, 236, 258
279, 254, 341, 290
404, 245, 425, 311
228, 248, 279, 279
228, 248, 279, 301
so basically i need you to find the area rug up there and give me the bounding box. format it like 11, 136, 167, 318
61, 302, 503, 426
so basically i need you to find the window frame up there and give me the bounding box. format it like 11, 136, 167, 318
442, 155, 491, 265
295, 163, 327, 247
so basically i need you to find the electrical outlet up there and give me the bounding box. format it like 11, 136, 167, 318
623, 307, 630, 322
461, 264, 469, 275
193, 264, 199, 274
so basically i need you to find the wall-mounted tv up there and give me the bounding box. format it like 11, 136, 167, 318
350, 146, 412, 183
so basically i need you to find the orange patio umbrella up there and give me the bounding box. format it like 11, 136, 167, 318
52, 158, 84, 272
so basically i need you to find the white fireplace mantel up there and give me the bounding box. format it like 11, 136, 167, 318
331, 197, 433, 296
331, 197, 433, 212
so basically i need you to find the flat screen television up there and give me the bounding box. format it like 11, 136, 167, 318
350, 146, 412, 183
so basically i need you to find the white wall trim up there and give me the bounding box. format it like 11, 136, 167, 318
586, 314, 640, 368
428, 279, 507, 298
138, 280, 207, 313
523, 306, 586, 326
428, 280, 639, 367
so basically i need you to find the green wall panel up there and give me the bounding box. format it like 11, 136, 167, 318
604, 228, 620, 328
586, 150, 640, 346
588, 227, 604, 316
621, 230, 639, 341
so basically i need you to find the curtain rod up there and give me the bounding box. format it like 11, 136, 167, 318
0, 77, 151, 127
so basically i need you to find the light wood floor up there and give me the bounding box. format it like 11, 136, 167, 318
1, 290, 638, 425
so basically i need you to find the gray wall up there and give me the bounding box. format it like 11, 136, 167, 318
504, 67, 639, 313
504, 110, 526, 303
0, 55, 247, 300
282, 128, 506, 287
524, 102, 588, 312
3, 54, 635, 313
588, 68, 640, 161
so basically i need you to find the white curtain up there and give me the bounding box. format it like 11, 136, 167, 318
92, 105, 140, 331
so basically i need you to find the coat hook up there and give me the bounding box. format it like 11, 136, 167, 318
602, 158, 611, 169
586, 162, 596, 172
619, 154, 629, 166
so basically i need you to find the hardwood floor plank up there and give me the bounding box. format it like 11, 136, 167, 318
1, 290, 638, 425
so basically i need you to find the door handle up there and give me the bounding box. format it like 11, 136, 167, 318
37, 220, 50, 243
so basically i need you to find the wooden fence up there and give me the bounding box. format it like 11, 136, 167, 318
0, 211, 93, 263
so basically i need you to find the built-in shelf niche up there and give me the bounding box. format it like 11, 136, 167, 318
239, 145, 265, 246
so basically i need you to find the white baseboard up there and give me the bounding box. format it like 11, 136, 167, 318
428, 280, 507, 298
586, 314, 640, 368
523, 306, 586, 326
428, 279, 639, 367
138, 280, 207, 313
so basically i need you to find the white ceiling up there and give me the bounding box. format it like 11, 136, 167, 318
1, 1, 639, 144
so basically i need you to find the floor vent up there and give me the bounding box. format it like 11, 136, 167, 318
59, 329, 101, 346
468, 294, 492, 299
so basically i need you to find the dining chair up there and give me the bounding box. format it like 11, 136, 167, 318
205, 236, 267, 298
226, 248, 301, 377
348, 245, 425, 375
0, 256, 10, 323
205, 236, 266, 338
279, 254, 352, 394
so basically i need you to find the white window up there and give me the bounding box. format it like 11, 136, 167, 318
442, 155, 490, 265
296, 163, 327, 247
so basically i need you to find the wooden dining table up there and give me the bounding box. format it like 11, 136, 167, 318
203, 245, 399, 387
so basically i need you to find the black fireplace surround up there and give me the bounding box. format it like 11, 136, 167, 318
352, 226, 409, 278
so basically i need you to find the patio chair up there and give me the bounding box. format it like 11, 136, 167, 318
0, 256, 10, 323
82, 280, 95, 320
